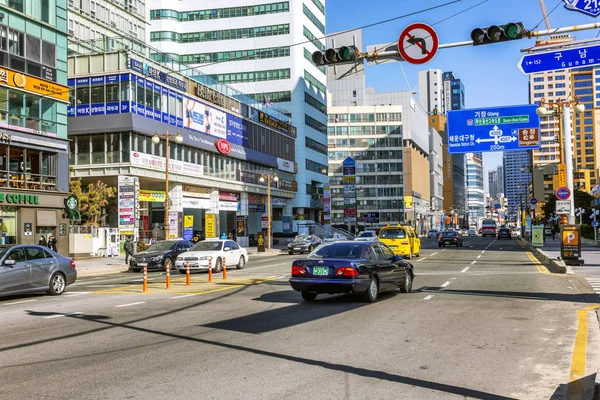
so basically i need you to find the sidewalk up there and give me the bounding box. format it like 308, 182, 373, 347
522, 236, 600, 274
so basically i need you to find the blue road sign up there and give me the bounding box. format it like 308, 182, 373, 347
593, 220, 598, 228
447, 105, 541, 154
342, 157, 355, 167
556, 186, 571, 200
563, 0, 600, 17
518, 43, 600, 75
531, 198, 537, 205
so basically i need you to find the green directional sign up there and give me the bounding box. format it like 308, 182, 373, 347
474, 115, 530, 126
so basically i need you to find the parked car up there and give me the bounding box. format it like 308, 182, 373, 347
130, 240, 194, 272
354, 231, 379, 242
468, 229, 478, 236
497, 228, 512, 240
288, 235, 322, 254
427, 230, 439, 239
0, 244, 77, 297
437, 231, 463, 247
175, 239, 248, 273
288, 241, 414, 302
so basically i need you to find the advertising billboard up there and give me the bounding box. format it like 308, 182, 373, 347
183, 97, 227, 140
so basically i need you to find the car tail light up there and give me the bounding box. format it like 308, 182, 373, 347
70, 260, 76, 269
453, 238, 458, 241
336, 267, 358, 276
291, 265, 307, 275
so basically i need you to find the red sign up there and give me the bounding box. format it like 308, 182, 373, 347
398, 23, 439, 65
215, 139, 231, 155
219, 191, 240, 201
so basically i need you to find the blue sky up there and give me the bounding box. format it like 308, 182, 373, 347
325, 0, 600, 187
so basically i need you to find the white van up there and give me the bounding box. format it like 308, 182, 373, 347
481, 219, 497, 237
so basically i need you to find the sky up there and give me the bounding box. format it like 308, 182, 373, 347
325, 0, 600, 191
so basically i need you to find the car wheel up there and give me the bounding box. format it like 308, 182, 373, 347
362, 277, 379, 303
163, 257, 173, 271
301, 291, 317, 301
288, 251, 294, 255
237, 255, 245, 270
214, 258, 223, 273
48, 272, 66, 295
400, 272, 412, 293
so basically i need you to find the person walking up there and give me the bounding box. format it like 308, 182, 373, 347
48, 235, 57, 252
38, 235, 47, 247
551, 226, 557, 240
124, 236, 134, 265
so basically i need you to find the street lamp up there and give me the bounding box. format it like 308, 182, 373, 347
259, 170, 279, 250
536, 97, 585, 225
152, 130, 183, 240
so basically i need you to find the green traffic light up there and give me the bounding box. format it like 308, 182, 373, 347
339, 46, 356, 61
505, 23, 521, 39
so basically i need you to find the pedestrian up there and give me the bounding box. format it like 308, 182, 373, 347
38, 235, 47, 247
551, 226, 557, 240
220, 232, 227, 240
124, 236, 134, 265
48, 235, 57, 252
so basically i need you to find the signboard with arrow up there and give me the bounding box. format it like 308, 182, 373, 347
397, 23, 439, 65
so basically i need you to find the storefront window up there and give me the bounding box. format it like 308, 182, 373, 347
121, 80, 131, 102
91, 134, 105, 164
77, 135, 90, 165
106, 133, 119, 163
107, 83, 119, 102
121, 132, 130, 162
136, 81, 145, 105
91, 82, 104, 104
0, 206, 17, 244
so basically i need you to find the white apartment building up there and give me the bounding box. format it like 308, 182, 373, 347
148, 0, 329, 223
418, 69, 444, 114
67, 0, 149, 55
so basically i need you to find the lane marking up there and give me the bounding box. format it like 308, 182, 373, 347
64, 292, 90, 297
442, 249, 446, 251
171, 294, 196, 299
440, 279, 454, 288
568, 304, 600, 397
526, 252, 549, 274
115, 302, 146, 308
461, 267, 470, 273
3, 299, 36, 306
477, 255, 482, 259
430, 252, 438, 256
471, 261, 477, 265
416, 258, 427, 262
423, 295, 434, 300
481, 250, 486, 254
43, 312, 83, 319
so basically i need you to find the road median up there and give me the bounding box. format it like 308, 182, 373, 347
518, 238, 567, 274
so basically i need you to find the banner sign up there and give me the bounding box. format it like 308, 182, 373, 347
138, 190, 165, 203
130, 151, 204, 177
183, 215, 194, 241
532, 225, 544, 247
205, 213, 216, 238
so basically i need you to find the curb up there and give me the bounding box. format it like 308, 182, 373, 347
76, 265, 130, 278
594, 366, 600, 400
518, 239, 567, 274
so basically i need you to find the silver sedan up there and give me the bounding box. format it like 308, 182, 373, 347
0, 244, 77, 297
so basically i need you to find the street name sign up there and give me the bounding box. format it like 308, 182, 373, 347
556, 186, 571, 200
447, 105, 541, 154
518, 43, 600, 75
563, 0, 600, 17
556, 200, 571, 214
398, 23, 439, 65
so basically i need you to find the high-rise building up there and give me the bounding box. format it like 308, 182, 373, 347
488, 166, 504, 202
429, 125, 444, 228
503, 151, 531, 216
148, 0, 329, 224
466, 152, 485, 225
418, 69, 444, 114
0, 1, 72, 253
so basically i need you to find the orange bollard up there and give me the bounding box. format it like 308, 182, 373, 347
143, 265, 148, 293
208, 257, 213, 282
223, 257, 227, 280
165, 262, 171, 289
185, 261, 191, 286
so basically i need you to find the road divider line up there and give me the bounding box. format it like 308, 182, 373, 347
461, 267, 470, 273
430, 252, 438, 256
4, 299, 36, 305
171, 294, 196, 299
441, 279, 455, 288
416, 257, 427, 262
526, 252, 549, 274
43, 312, 83, 319
477, 255, 481, 259
115, 302, 146, 308
568, 304, 600, 397
471, 261, 477, 265
423, 295, 434, 300
481, 250, 486, 254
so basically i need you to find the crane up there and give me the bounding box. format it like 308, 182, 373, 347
538, 0, 552, 30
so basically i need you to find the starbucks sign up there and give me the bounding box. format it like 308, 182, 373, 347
65, 195, 79, 210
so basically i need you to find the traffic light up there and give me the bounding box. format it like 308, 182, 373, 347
471, 22, 526, 46
312, 46, 359, 66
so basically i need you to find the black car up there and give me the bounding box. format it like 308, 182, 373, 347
130, 240, 194, 272
437, 231, 463, 247
497, 228, 512, 240
288, 235, 322, 254
289, 241, 414, 303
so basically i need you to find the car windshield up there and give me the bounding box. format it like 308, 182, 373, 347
442, 232, 457, 237
0, 247, 11, 258
309, 243, 365, 259
145, 241, 176, 252
191, 241, 223, 251
379, 229, 406, 239
293, 235, 310, 242
358, 232, 375, 238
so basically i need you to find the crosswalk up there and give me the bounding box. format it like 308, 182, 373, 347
585, 278, 600, 298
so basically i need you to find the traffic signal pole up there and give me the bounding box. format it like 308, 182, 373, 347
562, 105, 576, 225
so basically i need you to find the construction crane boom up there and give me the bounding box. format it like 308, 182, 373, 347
538, 0, 552, 30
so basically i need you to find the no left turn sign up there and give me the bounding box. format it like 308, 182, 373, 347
398, 23, 439, 65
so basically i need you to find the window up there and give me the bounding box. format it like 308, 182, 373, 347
533, 77, 544, 82
6, 248, 26, 262
42, 41, 55, 67
25, 246, 49, 260
304, 92, 326, 116
306, 137, 327, 154
151, 24, 290, 43
304, 70, 326, 95
303, 26, 324, 50
150, 2, 289, 21
305, 114, 327, 134
306, 159, 327, 174
170, 46, 291, 64
302, 5, 325, 33
208, 68, 290, 84
8, 29, 24, 56
303, 48, 325, 74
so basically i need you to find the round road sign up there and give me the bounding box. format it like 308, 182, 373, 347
530, 198, 537, 205
398, 23, 439, 65
556, 186, 571, 201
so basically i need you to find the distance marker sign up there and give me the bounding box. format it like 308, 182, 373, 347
398, 23, 439, 65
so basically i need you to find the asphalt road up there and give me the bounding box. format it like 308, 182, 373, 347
1, 237, 599, 399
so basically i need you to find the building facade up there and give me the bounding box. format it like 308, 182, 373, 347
503, 150, 531, 217
488, 165, 504, 202
465, 152, 485, 225
68, 51, 300, 244
418, 69, 444, 114
148, 0, 329, 225
428, 125, 444, 228
0, 1, 72, 254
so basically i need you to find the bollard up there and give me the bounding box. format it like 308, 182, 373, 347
208, 257, 213, 282
143, 264, 148, 293
165, 262, 171, 289
185, 261, 191, 286
223, 256, 227, 280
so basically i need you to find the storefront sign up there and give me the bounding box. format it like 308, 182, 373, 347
0, 67, 69, 102
168, 211, 179, 239
248, 193, 265, 205
253, 110, 297, 138
560, 224, 581, 259
183, 215, 194, 241
181, 197, 210, 209
130, 151, 204, 177
271, 198, 287, 207
183, 185, 211, 198
262, 216, 269, 229
0, 133, 12, 143
282, 215, 292, 234
205, 213, 216, 238
219, 191, 240, 202
236, 215, 247, 237
138, 190, 166, 203
215, 139, 231, 155
183, 97, 227, 140
277, 158, 295, 173
226, 114, 248, 146
0, 193, 39, 204
118, 175, 139, 236
532, 225, 544, 247
195, 83, 225, 108
219, 201, 239, 211
130, 58, 187, 91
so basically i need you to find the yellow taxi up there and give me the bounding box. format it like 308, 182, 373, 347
378, 224, 421, 259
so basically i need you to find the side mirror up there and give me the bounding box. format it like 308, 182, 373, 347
4, 259, 15, 266
224, 247, 231, 251
395, 255, 403, 261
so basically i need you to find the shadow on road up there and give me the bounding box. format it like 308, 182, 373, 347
413, 287, 598, 304
550, 373, 597, 400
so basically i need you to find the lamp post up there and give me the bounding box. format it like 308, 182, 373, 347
259, 169, 279, 250
536, 97, 585, 225
152, 130, 183, 240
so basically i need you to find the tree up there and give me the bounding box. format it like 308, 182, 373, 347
70, 179, 117, 226
541, 190, 595, 219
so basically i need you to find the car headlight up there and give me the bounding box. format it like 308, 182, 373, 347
152, 255, 163, 262
176, 256, 183, 261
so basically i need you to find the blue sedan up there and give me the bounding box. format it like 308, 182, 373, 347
289, 241, 414, 302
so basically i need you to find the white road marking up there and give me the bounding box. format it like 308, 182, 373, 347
64, 292, 89, 297
416, 258, 427, 262
442, 249, 446, 251
461, 267, 470, 273
481, 250, 486, 254
430, 252, 438, 256
85, 285, 120, 287
441, 279, 455, 288
171, 294, 196, 299
477, 255, 482, 259
4, 299, 36, 305
423, 295, 434, 300
115, 302, 146, 308
266, 276, 278, 279
471, 261, 477, 265
43, 312, 83, 319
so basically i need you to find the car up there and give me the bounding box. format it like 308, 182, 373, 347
427, 230, 439, 239
323, 233, 346, 243
0, 244, 77, 297
288, 241, 414, 302
437, 231, 463, 247
468, 229, 478, 236
460, 229, 469, 237
544, 227, 552, 237
497, 228, 512, 240
378, 224, 421, 259
511, 229, 521, 237
354, 231, 379, 242
481, 219, 497, 237
175, 239, 248, 273
130, 240, 194, 272
288, 235, 322, 254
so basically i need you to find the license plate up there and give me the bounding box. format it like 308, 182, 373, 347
313, 267, 328, 276
445, 241, 452, 244
294, 248, 300, 251
137, 263, 148, 266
